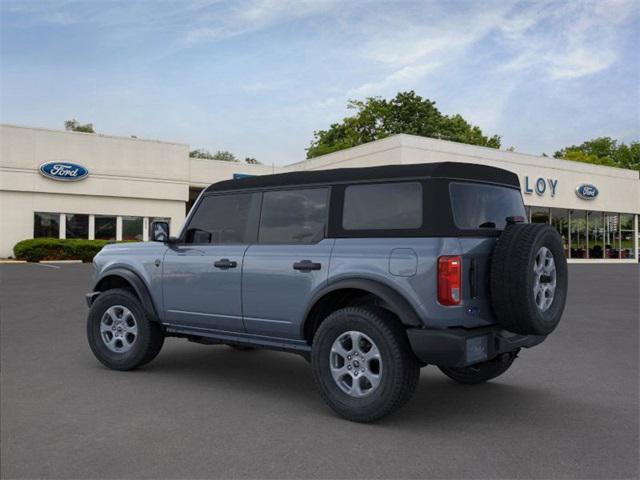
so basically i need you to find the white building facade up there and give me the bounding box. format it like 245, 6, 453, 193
1, 125, 638, 262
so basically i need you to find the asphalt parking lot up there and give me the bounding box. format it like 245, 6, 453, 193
1, 263, 638, 479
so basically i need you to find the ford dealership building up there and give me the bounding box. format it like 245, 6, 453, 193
1, 124, 638, 262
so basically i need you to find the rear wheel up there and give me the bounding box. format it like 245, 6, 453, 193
311, 306, 419, 423
438, 351, 518, 385
87, 288, 164, 371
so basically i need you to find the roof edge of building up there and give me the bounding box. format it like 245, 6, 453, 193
0, 123, 190, 147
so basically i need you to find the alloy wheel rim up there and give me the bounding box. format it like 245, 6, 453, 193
533, 246, 557, 312
329, 331, 382, 398
100, 305, 138, 353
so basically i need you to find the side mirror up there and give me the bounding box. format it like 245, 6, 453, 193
150, 221, 170, 242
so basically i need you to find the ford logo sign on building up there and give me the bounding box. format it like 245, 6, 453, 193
575, 184, 599, 200
39, 161, 89, 182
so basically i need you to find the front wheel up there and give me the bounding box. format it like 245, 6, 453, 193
438, 351, 518, 385
311, 307, 419, 423
87, 288, 164, 371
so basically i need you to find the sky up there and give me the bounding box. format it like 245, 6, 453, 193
1, 0, 639, 166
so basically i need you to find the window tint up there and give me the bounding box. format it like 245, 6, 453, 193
185, 193, 259, 244
450, 182, 526, 230
343, 182, 422, 230
259, 188, 328, 244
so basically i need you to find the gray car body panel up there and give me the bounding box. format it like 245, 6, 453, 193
91, 234, 498, 343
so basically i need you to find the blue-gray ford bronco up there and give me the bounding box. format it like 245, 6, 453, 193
86, 162, 567, 422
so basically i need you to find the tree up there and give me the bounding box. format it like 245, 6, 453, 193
306, 91, 501, 158
212, 150, 238, 162
244, 157, 262, 164
64, 119, 94, 133
189, 149, 239, 162
554, 137, 639, 171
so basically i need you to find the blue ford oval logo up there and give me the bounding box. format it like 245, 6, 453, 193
39, 161, 89, 182
575, 184, 598, 200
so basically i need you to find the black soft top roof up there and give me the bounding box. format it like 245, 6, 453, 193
204, 162, 520, 193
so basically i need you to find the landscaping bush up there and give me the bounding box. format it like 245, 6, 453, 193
13, 238, 111, 262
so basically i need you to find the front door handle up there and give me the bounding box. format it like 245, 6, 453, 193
293, 260, 321, 271
214, 258, 237, 269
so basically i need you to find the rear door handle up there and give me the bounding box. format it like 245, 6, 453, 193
214, 258, 237, 269
293, 260, 321, 271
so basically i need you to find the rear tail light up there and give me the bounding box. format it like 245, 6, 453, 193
438, 256, 461, 306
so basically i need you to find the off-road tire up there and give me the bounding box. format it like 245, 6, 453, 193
87, 288, 165, 371
311, 306, 420, 423
438, 350, 518, 384
490, 223, 568, 335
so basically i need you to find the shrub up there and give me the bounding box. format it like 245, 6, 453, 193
13, 238, 111, 262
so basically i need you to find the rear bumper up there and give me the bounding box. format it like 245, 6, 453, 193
406, 325, 546, 368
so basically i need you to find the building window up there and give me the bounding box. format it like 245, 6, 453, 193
122, 216, 144, 241
95, 215, 117, 241
620, 214, 636, 259
530, 207, 550, 224
34, 212, 60, 238
570, 210, 587, 259
66, 214, 89, 239
604, 213, 620, 259
588, 211, 605, 259
550, 209, 569, 258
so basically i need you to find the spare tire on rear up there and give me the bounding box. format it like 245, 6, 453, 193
490, 223, 567, 335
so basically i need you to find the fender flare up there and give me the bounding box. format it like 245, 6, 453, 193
92, 268, 160, 322
303, 278, 423, 334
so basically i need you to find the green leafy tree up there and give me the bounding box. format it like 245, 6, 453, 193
306, 91, 501, 158
554, 137, 639, 171
244, 157, 262, 164
189, 149, 239, 162
212, 150, 238, 162
64, 119, 94, 133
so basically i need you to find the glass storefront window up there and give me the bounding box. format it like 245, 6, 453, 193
588, 212, 604, 259
570, 210, 587, 259
95, 215, 117, 240
551, 209, 569, 258
34, 212, 60, 238
603, 213, 620, 259
620, 214, 636, 259
530, 207, 550, 224
122, 216, 143, 241
66, 214, 89, 239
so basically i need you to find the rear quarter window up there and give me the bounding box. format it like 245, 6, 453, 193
342, 182, 422, 230
449, 182, 526, 230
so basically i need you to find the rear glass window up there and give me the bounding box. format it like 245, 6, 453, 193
343, 182, 422, 230
449, 182, 526, 230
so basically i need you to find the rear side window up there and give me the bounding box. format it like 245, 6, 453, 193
343, 182, 422, 230
185, 193, 260, 244
259, 188, 328, 244
449, 182, 526, 230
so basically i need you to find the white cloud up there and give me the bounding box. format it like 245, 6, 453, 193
347, 63, 440, 97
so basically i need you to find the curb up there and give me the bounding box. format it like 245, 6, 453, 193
39, 260, 84, 264
0, 259, 27, 264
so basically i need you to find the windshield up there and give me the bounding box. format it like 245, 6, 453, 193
449, 182, 526, 230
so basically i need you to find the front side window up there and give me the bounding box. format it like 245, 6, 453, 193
343, 182, 423, 230
450, 182, 526, 230
259, 188, 328, 244
34, 212, 59, 238
185, 193, 259, 244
